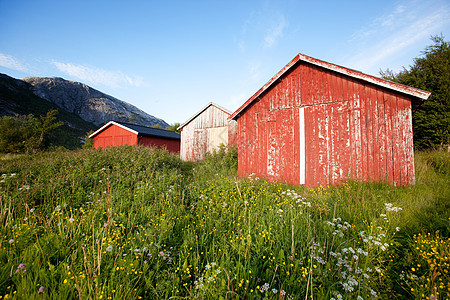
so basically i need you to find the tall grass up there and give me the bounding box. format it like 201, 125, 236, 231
0, 147, 448, 299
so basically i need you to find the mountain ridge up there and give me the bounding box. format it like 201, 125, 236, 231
21, 76, 168, 128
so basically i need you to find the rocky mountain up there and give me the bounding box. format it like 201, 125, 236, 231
22, 76, 168, 128
0, 73, 96, 149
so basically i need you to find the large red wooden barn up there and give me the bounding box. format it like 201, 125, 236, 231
179, 102, 237, 161
89, 121, 181, 153
230, 53, 431, 187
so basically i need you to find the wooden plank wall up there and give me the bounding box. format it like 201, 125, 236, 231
180, 105, 231, 161
93, 124, 137, 148
237, 62, 415, 186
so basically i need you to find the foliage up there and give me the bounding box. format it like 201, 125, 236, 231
166, 123, 182, 133
0, 74, 96, 150
0, 146, 448, 299
380, 35, 450, 150
82, 130, 95, 149
195, 144, 238, 177
0, 110, 63, 154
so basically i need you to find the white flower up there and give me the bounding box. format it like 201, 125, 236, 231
260, 283, 270, 293
55, 205, 61, 212
8, 239, 14, 244
106, 245, 113, 252
68, 217, 75, 223
272, 288, 278, 294
30, 208, 35, 213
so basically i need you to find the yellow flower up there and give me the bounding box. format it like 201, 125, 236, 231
63, 279, 68, 284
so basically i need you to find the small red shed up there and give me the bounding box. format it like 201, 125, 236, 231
230, 53, 431, 187
179, 102, 237, 161
89, 121, 181, 153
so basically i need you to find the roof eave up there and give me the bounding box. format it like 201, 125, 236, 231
230, 53, 431, 120
178, 102, 232, 130
89, 121, 139, 138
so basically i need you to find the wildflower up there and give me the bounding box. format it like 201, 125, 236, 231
38, 286, 46, 294
272, 288, 278, 294
106, 245, 113, 252
55, 205, 61, 212
8, 239, 14, 244
260, 283, 270, 293
280, 290, 286, 296
68, 217, 75, 223
396, 227, 400, 232
30, 208, 35, 213
15, 263, 26, 274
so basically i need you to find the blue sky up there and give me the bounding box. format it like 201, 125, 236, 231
1, 0, 449, 125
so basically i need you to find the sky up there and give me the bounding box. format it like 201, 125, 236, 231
1, 0, 449, 125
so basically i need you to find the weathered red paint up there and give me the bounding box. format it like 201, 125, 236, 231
230, 53, 430, 187
90, 121, 180, 153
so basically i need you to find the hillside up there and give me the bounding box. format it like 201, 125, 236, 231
22, 76, 168, 128
0, 73, 96, 149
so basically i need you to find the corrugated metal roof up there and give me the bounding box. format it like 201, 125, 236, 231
178, 102, 232, 130
89, 121, 180, 140
230, 53, 431, 120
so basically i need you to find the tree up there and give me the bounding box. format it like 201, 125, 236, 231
166, 123, 181, 133
0, 109, 63, 154
380, 35, 449, 150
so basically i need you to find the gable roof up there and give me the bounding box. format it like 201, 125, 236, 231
178, 102, 232, 130
89, 121, 180, 140
230, 53, 431, 120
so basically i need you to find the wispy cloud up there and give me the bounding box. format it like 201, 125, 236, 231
264, 14, 287, 48
51, 61, 144, 88
237, 7, 288, 52
0, 53, 29, 72
344, 1, 450, 74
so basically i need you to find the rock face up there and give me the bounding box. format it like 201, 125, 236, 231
22, 77, 168, 128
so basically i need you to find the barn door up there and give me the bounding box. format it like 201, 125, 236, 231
267, 109, 297, 184
194, 129, 207, 161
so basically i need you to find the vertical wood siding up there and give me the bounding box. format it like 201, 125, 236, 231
93, 124, 137, 148
237, 61, 416, 186
180, 105, 233, 161
138, 136, 180, 153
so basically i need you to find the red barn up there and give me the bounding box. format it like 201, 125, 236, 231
89, 121, 180, 153
230, 53, 431, 187
179, 102, 237, 161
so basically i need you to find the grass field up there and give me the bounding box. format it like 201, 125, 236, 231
0, 146, 448, 299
